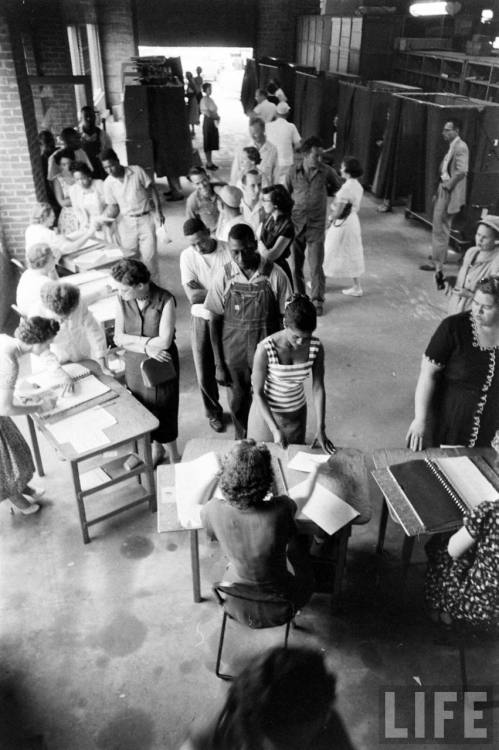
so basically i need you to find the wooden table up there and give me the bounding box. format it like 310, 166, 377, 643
157, 439, 371, 605
58, 239, 124, 274
372, 446, 498, 576
28, 369, 158, 543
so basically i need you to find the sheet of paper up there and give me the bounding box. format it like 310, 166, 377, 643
175, 451, 221, 528
289, 479, 359, 535
89, 295, 117, 322
436, 456, 499, 509
45, 407, 116, 453
287, 451, 331, 473
76, 248, 122, 269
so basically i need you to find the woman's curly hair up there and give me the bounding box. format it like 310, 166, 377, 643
211, 646, 337, 749
41, 281, 80, 316
15, 316, 60, 345
218, 439, 274, 509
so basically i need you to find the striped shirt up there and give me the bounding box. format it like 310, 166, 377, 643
263, 335, 321, 413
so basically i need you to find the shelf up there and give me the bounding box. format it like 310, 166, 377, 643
80, 453, 147, 497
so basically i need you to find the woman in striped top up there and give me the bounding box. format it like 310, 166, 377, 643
248, 295, 336, 451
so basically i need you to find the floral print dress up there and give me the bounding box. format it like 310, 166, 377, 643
425, 501, 499, 631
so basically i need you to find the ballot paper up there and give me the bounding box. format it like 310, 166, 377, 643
174, 451, 221, 528
45, 407, 116, 453
289, 479, 359, 535
287, 451, 331, 473
76, 247, 123, 270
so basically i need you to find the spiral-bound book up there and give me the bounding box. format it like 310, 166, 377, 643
386, 457, 499, 534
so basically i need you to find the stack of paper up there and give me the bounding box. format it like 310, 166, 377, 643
287, 451, 331, 473
174, 452, 221, 528
76, 247, 123, 270
45, 407, 116, 453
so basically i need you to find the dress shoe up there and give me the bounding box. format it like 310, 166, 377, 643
209, 416, 225, 433
342, 287, 363, 297
151, 442, 165, 468
419, 263, 436, 271
11, 495, 41, 515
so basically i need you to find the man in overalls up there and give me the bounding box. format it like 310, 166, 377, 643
205, 224, 292, 438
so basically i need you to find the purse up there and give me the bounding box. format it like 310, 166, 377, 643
140, 357, 177, 388
333, 201, 353, 227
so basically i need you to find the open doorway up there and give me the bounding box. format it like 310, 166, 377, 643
138, 46, 253, 162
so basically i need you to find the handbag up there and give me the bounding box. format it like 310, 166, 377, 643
333, 201, 353, 227
140, 357, 176, 388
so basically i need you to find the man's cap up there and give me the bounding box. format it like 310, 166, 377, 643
276, 102, 291, 115
214, 185, 243, 208
478, 215, 499, 235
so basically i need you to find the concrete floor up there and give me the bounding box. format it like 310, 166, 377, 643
1, 72, 498, 749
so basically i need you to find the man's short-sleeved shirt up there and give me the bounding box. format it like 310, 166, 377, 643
180, 241, 231, 320
253, 100, 277, 124
266, 119, 301, 167
204, 258, 292, 317
103, 165, 152, 216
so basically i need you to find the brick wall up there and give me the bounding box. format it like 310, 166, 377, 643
255, 0, 320, 60
97, 0, 138, 110
0, 10, 45, 264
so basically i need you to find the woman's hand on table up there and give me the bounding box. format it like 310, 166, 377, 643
406, 419, 426, 452
311, 430, 337, 454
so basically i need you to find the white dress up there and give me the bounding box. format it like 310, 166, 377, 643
323, 178, 365, 278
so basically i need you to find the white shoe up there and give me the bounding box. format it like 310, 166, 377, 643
11, 495, 41, 515
342, 287, 363, 297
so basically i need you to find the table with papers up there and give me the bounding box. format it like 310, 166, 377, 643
29, 364, 158, 543
157, 439, 371, 605
58, 238, 125, 274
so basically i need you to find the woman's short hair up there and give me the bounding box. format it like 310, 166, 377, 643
54, 148, 76, 165
477, 276, 499, 303
40, 282, 80, 316
262, 184, 294, 214
70, 161, 93, 177
219, 439, 274, 509
25, 243, 54, 270
111, 259, 151, 286
213, 646, 337, 749
241, 169, 262, 186
202, 82, 211, 93
242, 146, 261, 165
31, 202, 53, 225
284, 294, 317, 333
342, 155, 363, 178
14, 316, 60, 345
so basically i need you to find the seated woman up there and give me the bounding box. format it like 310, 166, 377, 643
248, 295, 335, 452
0, 316, 60, 515
446, 216, 499, 315
425, 501, 499, 631
69, 161, 113, 242
257, 184, 294, 285
406, 277, 499, 450
201, 439, 322, 610
31, 281, 108, 377
180, 645, 355, 750
16, 243, 58, 316
51, 147, 79, 235
25, 202, 97, 259
111, 259, 180, 466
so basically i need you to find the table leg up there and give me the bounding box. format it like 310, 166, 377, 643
401, 535, 416, 583
27, 415, 44, 477
71, 461, 89, 544
332, 526, 350, 612
141, 436, 156, 512
190, 529, 201, 603
376, 497, 389, 555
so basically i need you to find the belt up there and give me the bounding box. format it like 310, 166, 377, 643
127, 210, 150, 217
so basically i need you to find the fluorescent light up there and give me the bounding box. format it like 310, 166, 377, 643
409, 2, 448, 16
481, 9, 493, 23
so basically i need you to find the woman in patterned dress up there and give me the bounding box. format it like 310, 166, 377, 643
407, 277, 499, 451
248, 295, 335, 451
425, 501, 499, 630
52, 148, 79, 235
0, 316, 60, 514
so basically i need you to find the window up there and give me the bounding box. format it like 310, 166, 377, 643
67, 24, 105, 111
